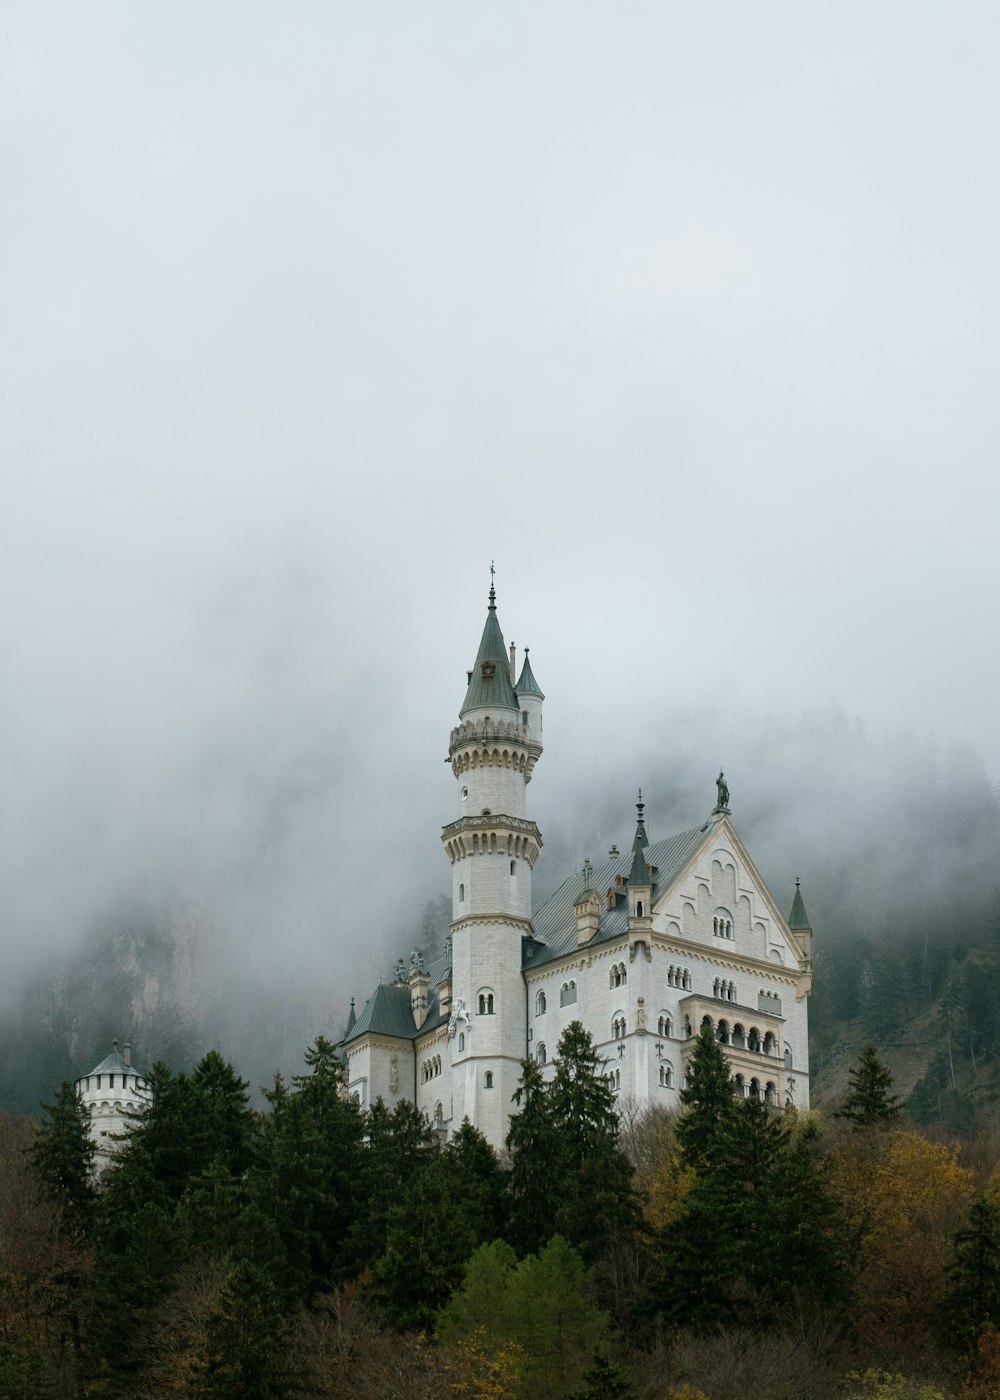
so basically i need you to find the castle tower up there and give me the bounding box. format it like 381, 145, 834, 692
441, 580, 543, 1144
75, 1040, 149, 1173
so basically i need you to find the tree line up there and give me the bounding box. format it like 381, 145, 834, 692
6, 1026, 1000, 1398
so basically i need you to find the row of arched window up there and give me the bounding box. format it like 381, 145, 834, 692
611, 1016, 627, 1040
605, 1069, 622, 1091
713, 912, 734, 939
734, 1075, 778, 1104
610, 962, 627, 988
657, 1014, 672, 1037
667, 965, 692, 989
421, 1055, 442, 1082
478, 990, 495, 1015
698, 1013, 781, 1056
658, 1064, 674, 1088
714, 978, 737, 1002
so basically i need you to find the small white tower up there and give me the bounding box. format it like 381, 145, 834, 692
75, 1040, 149, 1172
441, 578, 543, 1145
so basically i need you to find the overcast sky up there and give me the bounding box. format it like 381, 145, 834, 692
2, 5, 998, 994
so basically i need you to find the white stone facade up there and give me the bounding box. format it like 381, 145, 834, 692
343, 592, 812, 1149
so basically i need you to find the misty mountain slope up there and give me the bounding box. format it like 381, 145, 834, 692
4, 704, 998, 1124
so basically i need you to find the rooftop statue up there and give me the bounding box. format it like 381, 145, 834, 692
714, 769, 730, 813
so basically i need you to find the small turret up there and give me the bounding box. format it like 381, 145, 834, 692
515, 647, 544, 749
788, 877, 813, 971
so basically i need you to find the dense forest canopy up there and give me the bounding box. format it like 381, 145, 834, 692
8, 1027, 1000, 1398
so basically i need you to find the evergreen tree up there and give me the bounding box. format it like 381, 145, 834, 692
374, 1121, 507, 1327
675, 1021, 738, 1170
508, 1023, 638, 1266
254, 1039, 366, 1298
507, 1055, 561, 1255
943, 1194, 1000, 1352
31, 1080, 95, 1233
836, 1046, 903, 1129
571, 1347, 637, 1400
195, 1259, 286, 1399
350, 1096, 436, 1270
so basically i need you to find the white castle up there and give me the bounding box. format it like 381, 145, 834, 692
342, 584, 813, 1149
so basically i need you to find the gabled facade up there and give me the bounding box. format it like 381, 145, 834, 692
343, 587, 813, 1149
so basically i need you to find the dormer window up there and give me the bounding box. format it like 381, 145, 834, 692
482, 661, 496, 679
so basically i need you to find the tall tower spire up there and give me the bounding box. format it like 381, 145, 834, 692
442, 584, 544, 1146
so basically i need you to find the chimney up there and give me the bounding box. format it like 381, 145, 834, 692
509, 642, 517, 684
574, 889, 601, 945
123, 1042, 132, 1067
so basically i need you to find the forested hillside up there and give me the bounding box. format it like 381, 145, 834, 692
7, 1026, 1000, 1398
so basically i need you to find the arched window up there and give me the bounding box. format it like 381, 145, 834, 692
560, 980, 577, 1007
763, 1031, 777, 1056
659, 1063, 673, 1088
684, 1016, 692, 1038
510, 860, 516, 875
658, 1013, 672, 1037
536, 989, 546, 1015
478, 989, 495, 1015
536, 1043, 547, 1066
717, 1020, 730, 1044
748, 1028, 761, 1053
434, 1102, 443, 1122
459, 883, 465, 902
459, 1033, 465, 1052
484, 1071, 494, 1089
684, 971, 692, 990
734, 1073, 746, 1097
636, 901, 643, 917
610, 963, 626, 988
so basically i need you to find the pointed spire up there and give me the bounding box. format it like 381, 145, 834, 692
788, 878, 811, 930
628, 790, 651, 886
515, 646, 545, 699
459, 575, 519, 717
345, 997, 356, 1036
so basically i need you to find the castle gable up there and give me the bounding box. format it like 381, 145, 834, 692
653, 817, 802, 970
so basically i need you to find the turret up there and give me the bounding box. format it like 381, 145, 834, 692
442, 574, 544, 1145
788, 878, 813, 972
515, 648, 544, 751
75, 1039, 149, 1173
626, 791, 654, 958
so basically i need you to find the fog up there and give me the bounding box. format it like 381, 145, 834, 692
2, 6, 998, 1088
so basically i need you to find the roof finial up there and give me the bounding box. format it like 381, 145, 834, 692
634, 789, 648, 847
489, 560, 496, 608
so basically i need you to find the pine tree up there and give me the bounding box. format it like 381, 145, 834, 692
195, 1259, 286, 1399
31, 1080, 96, 1233
943, 1194, 1000, 1352
836, 1046, 903, 1129
675, 1021, 738, 1170
571, 1347, 637, 1400
508, 1023, 638, 1265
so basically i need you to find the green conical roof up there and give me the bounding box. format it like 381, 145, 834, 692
515, 648, 544, 700
788, 879, 811, 930
628, 791, 651, 886
345, 998, 356, 1036
459, 586, 519, 717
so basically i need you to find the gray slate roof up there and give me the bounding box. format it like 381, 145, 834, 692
459, 591, 519, 717
525, 820, 718, 969
82, 1043, 142, 1079
344, 951, 452, 1047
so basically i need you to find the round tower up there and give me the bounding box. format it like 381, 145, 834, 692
75, 1039, 149, 1172
442, 580, 543, 1144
